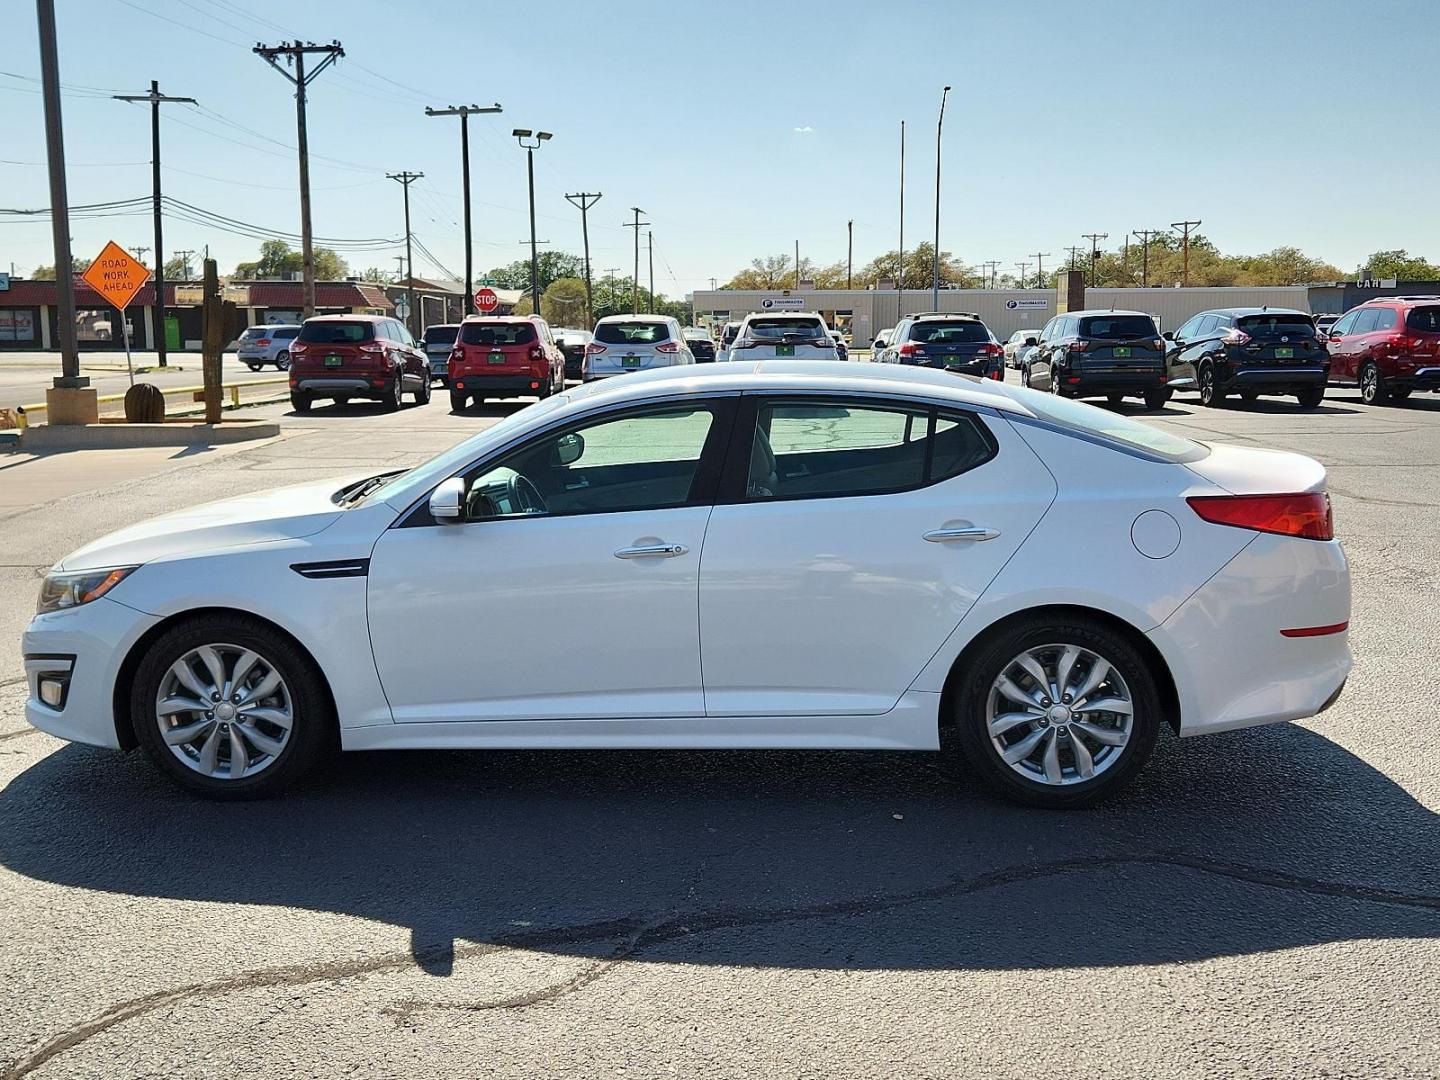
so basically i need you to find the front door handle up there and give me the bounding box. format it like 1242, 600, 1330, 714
614, 543, 689, 559
923, 526, 1001, 543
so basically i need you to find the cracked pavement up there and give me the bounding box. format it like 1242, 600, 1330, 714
2, 383, 1438, 1078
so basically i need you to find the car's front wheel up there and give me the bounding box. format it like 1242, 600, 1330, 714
130, 614, 334, 799
1198, 362, 1226, 407
952, 616, 1162, 808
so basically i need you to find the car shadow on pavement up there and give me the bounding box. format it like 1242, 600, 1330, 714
2, 723, 1437, 983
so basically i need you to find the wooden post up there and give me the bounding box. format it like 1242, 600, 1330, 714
201, 259, 223, 424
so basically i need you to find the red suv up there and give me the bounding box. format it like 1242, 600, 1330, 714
287, 315, 431, 412
1326, 296, 1440, 405
448, 315, 565, 411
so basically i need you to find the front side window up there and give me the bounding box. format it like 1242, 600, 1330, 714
743, 400, 996, 501
273, 327, 299, 340
1173, 315, 1202, 341
463, 405, 721, 521
1351, 308, 1380, 334
1330, 311, 1359, 336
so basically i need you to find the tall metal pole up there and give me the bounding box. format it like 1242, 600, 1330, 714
898, 119, 905, 298
1172, 220, 1201, 286
565, 192, 602, 329
36, 0, 82, 387
847, 219, 853, 291
526, 148, 539, 310
1081, 232, 1108, 288
115, 80, 195, 366
932, 86, 950, 311
624, 208, 648, 314
387, 171, 423, 334
425, 104, 503, 315
255, 40, 345, 318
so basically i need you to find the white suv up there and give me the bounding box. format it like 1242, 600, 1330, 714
729, 311, 838, 361
583, 315, 694, 380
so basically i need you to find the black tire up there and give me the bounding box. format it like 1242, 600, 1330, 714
130, 614, 335, 799
1021, 364, 1032, 389
1296, 386, 1325, 409
413, 371, 432, 406
1106, 393, 1125, 406
275, 351, 290, 370
1198, 362, 1226, 407
336, 397, 350, 408
1143, 389, 1171, 411
951, 615, 1162, 809
1359, 362, 1388, 405
382, 372, 404, 412
1391, 387, 1412, 401
449, 388, 467, 412
290, 393, 311, 413
247, 363, 261, 372
1240, 389, 1260, 403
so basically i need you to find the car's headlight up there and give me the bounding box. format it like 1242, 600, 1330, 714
36, 566, 139, 615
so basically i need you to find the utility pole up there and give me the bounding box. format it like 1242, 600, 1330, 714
1064, 245, 1083, 272
174, 249, 195, 279
932, 85, 951, 311
847, 219, 853, 290
133, 245, 150, 265
512, 129, 552, 317
1029, 252, 1050, 289
425, 103, 503, 315
794, 239, 801, 288
1172, 219, 1201, 286
646, 231, 656, 313
386, 170, 423, 334
1081, 232, 1108, 287
565, 192, 602, 329
36, 0, 82, 391
254, 41, 344, 319
1132, 229, 1162, 288
898, 119, 905, 296
114, 79, 195, 366
1014, 261, 1031, 289
624, 208, 649, 314
982, 260, 1000, 289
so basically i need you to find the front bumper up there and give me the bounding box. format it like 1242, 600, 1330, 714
452, 373, 543, 396
23, 597, 162, 750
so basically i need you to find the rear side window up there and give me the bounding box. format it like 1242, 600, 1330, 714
1350, 309, 1380, 334
240, 327, 266, 341
299, 321, 375, 344
596, 321, 670, 345
1236, 314, 1316, 334
909, 321, 989, 343
424, 326, 459, 345
272, 327, 299, 340
745, 317, 825, 340
1406, 306, 1440, 333
743, 401, 996, 501
461, 322, 535, 346
1370, 307, 1400, 331
1079, 315, 1156, 339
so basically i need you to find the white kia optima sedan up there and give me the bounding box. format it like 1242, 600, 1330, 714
22, 362, 1351, 807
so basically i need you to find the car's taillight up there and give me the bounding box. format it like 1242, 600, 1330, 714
256, 339, 271, 347
529, 345, 545, 361
1186, 492, 1333, 541
732, 338, 760, 350
978, 343, 1002, 357
655, 340, 679, 353
898, 342, 923, 357
1151, 338, 1165, 351
1222, 327, 1252, 346
586, 342, 607, 354
811, 337, 834, 348
450, 347, 463, 361
989, 368, 1003, 380
1066, 340, 1092, 353
360, 342, 386, 354
290, 343, 307, 354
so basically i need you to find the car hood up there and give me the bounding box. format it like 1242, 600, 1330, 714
58, 473, 371, 571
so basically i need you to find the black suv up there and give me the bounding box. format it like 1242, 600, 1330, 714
1024, 310, 1169, 410
876, 313, 1004, 378
1165, 307, 1328, 409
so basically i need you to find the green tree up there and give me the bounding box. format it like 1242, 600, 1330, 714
1360, 249, 1440, 281
484, 251, 585, 294
29, 259, 91, 280
537, 277, 588, 326
856, 243, 978, 289
232, 240, 347, 280
723, 254, 793, 289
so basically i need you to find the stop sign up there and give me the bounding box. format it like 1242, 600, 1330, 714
474, 287, 499, 313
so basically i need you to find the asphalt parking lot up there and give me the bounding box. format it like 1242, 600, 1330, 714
2, 375, 1438, 1079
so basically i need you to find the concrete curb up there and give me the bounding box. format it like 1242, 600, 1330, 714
15, 419, 281, 451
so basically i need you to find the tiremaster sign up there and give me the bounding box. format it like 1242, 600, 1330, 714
1005, 298, 1049, 310
760, 296, 806, 310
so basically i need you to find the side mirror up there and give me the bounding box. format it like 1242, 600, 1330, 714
553, 431, 584, 467
1162, 331, 1174, 341
429, 477, 466, 524
1024, 337, 1037, 347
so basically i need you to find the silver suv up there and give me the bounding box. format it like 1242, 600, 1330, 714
730, 312, 838, 361
584, 315, 695, 380
235, 325, 301, 370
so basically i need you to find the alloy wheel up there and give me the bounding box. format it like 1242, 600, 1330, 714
1361, 364, 1381, 404
155, 643, 293, 781
985, 643, 1134, 786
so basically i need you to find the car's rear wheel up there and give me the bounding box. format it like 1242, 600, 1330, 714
275, 351, 290, 370
1106, 393, 1124, 406
1296, 386, 1325, 409
1241, 389, 1260, 403
952, 616, 1162, 808
130, 615, 334, 799
1143, 389, 1171, 411
382, 373, 403, 412
290, 393, 311, 413
449, 388, 467, 412
1198, 362, 1226, 407
246, 363, 261, 372
1360, 362, 1388, 405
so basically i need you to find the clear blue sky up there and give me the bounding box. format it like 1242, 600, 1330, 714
4, 0, 1437, 293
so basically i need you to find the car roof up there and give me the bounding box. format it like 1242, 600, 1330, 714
424, 323, 460, 329
306, 313, 386, 322
460, 314, 534, 322
1196, 307, 1311, 318
1063, 309, 1154, 318
1359, 295, 1440, 305
596, 313, 670, 323
558, 359, 1036, 417
906, 312, 982, 321
740, 310, 824, 319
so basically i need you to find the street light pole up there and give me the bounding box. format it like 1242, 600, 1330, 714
932, 85, 951, 311
512, 129, 552, 316
426, 103, 503, 315
898, 119, 905, 297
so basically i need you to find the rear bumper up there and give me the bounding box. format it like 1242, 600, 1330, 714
1149, 533, 1351, 737
1064, 370, 1167, 395
1385, 366, 1440, 391
1218, 364, 1328, 390
452, 373, 542, 396
292, 374, 393, 398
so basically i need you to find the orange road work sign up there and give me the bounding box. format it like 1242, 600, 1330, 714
81, 241, 151, 310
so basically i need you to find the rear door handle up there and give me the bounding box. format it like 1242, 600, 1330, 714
923, 526, 1001, 543
614, 543, 688, 559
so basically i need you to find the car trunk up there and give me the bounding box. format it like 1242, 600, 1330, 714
1234, 316, 1323, 365
1075, 316, 1163, 372
458, 323, 539, 375
292, 322, 385, 374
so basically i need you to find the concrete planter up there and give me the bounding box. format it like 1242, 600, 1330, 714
16, 418, 281, 451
